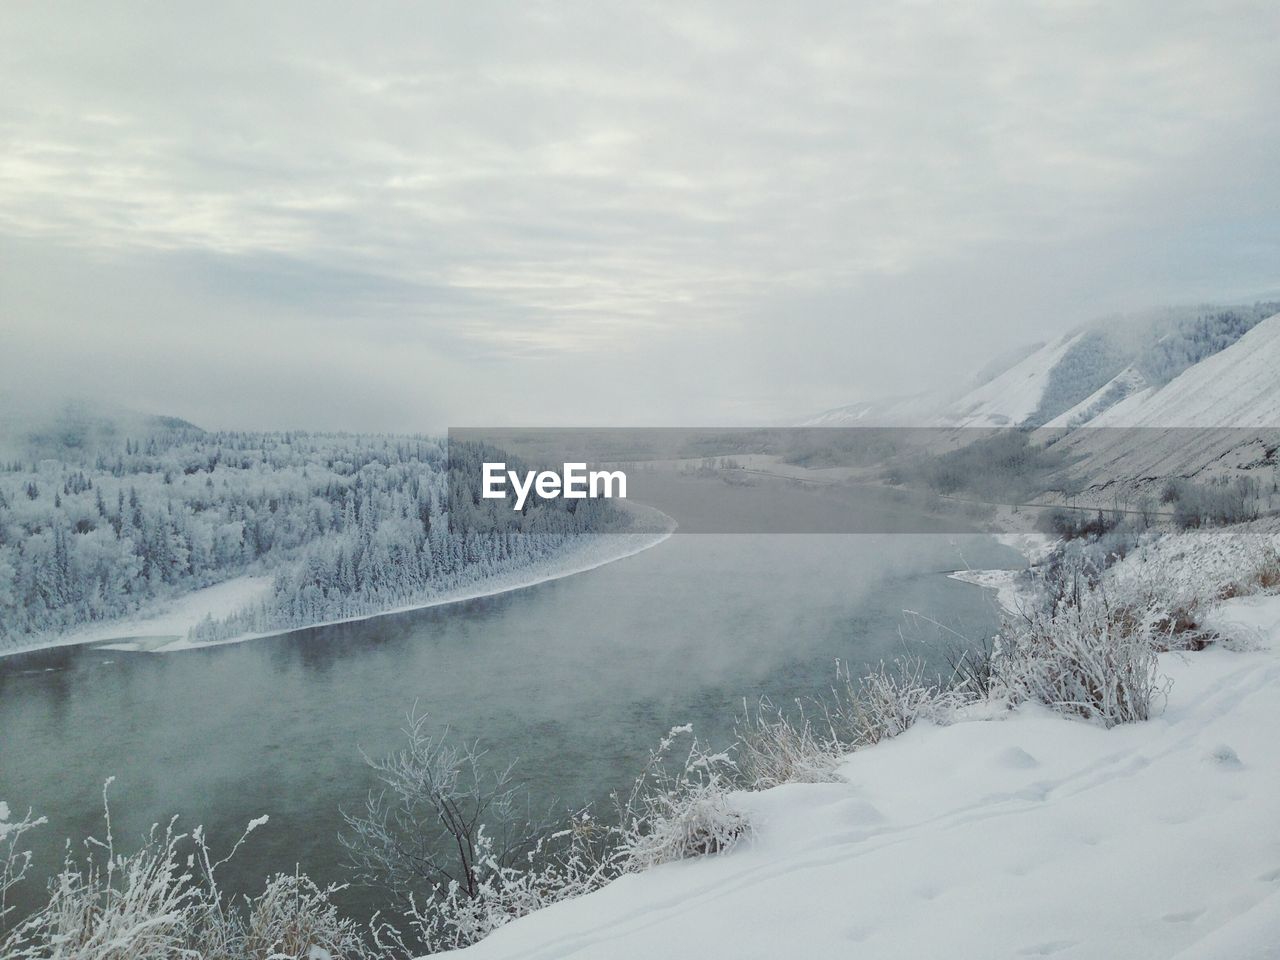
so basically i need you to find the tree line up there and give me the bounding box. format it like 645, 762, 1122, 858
0, 427, 624, 648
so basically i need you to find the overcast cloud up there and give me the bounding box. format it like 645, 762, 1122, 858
1, 1, 1277, 430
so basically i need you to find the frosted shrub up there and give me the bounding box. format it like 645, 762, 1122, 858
369, 821, 609, 955
735, 698, 843, 788
1, 801, 45, 933
828, 657, 957, 747
615, 726, 749, 872
1255, 548, 1280, 592
1216, 544, 1280, 599
343, 707, 615, 954
1, 785, 218, 960
241, 871, 367, 960
997, 585, 1171, 727
340, 708, 544, 900
345, 712, 756, 953
1099, 528, 1280, 648
941, 635, 998, 700
1, 782, 368, 960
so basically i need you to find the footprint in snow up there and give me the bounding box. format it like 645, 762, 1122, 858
842, 923, 874, 942
1017, 940, 1076, 955
1205, 744, 1243, 769
996, 746, 1040, 769
835, 797, 887, 826
1162, 908, 1205, 923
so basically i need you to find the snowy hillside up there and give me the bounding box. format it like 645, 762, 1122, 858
802, 392, 947, 426
810, 302, 1279, 433
1079, 312, 1280, 428
935, 332, 1085, 428
1053, 313, 1280, 483
802, 333, 1087, 429
1043, 365, 1148, 430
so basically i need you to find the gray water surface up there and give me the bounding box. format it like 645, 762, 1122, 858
0, 533, 1018, 923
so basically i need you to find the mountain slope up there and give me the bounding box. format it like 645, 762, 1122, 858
0, 395, 202, 462
1043, 365, 1149, 430
802, 392, 947, 427
934, 332, 1086, 428
1052, 313, 1280, 484
809, 302, 1279, 433
1081, 312, 1280, 428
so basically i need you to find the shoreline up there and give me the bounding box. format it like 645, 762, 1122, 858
947, 531, 1055, 615
0, 503, 677, 661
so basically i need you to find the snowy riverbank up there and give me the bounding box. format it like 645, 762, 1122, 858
0, 503, 676, 659
946, 530, 1055, 615
452, 524, 1280, 960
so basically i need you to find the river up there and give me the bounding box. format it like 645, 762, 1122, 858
0, 531, 1020, 924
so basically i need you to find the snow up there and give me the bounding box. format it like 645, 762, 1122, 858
0, 574, 275, 657
947, 567, 1022, 614
993, 531, 1057, 564
936, 332, 1084, 428
137, 503, 674, 655
801, 392, 948, 427
457, 562, 1280, 960
1, 503, 676, 658
1047, 314, 1280, 483
1081, 313, 1280, 429
1203, 591, 1280, 651
804, 333, 1084, 430
1042, 365, 1148, 430
949, 532, 1056, 614
154, 506, 675, 660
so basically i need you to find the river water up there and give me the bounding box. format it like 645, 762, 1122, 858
0, 531, 1019, 923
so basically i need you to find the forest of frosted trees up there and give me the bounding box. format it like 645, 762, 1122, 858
0, 423, 626, 649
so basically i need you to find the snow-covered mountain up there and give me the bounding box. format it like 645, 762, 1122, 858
1052, 312, 1280, 483
0, 394, 202, 461
1043, 365, 1149, 430
801, 392, 949, 427
934, 332, 1087, 428
1073, 312, 1280, 429
807, 301, 1279, 435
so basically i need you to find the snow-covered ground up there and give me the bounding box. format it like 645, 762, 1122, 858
1, 503, 676, 658
948, 531, 1055, 614
157, 506, 675, 654
947, 566, 1024, 614
0, 575, 276, 657
457, 531, 1280, 960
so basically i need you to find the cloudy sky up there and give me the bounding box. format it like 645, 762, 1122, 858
1, 1, 1277, 430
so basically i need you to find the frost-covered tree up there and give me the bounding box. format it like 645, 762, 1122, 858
0, 425, 627, 648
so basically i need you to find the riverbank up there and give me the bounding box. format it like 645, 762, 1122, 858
0, 502, 677, 659
462, 605, 1280, 960
455, 522, 1280, 960
946, 530, 1055, 615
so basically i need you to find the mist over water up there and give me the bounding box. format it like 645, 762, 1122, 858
0, 531, 1018, 923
